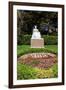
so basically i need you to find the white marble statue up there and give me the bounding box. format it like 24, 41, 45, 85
31, 25, 41, 39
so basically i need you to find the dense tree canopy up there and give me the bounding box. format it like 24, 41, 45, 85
17, 10, 58, 35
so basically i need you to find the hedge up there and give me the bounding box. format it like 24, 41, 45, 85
17, 35, 57, 45
43, 35, 58, 45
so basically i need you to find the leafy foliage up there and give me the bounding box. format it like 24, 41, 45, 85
17, 63, 37, 79
17, 10, 58, 35
51, 63, 58, 77
43, 35, 58, 45
17, 63, 58, 79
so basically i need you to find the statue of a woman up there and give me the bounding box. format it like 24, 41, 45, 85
31, 25, 41, 39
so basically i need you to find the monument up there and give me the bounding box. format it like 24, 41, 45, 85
31, 25, 44, 48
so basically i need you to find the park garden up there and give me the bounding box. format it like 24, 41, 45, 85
17, 10, 58, 80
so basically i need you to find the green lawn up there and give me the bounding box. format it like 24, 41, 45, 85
17, 45, 58, 80
17, 45, 58, 57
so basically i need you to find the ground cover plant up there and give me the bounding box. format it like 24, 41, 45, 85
17, 45, 58, 79
17, 62, 58, 79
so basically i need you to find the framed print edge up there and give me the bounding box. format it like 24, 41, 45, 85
62, 5, 64, 85
9, 1, 64, 88
9, 2, 13, 88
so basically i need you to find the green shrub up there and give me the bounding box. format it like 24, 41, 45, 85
17, 35, 23, 45
17, 35, 31, 45
17, 63, 58, 80
17, 35, 58, 45
35, 68, 54, 78
52, 63, 58, 77
23, 35, 31, 45
17, 63, 37, 79
42, 35, 58, 45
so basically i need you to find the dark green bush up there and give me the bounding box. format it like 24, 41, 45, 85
17, 35, 58, 45
17, 35, 31, 45
43, 35, 58, 45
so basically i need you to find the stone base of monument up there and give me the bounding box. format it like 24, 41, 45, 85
31, 38, 44, 48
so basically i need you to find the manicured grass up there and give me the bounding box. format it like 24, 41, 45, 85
17, 45, 58, 57
17, 62, 58, 80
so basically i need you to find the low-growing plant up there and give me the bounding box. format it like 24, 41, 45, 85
17, 63, 58, 80
51, 63, 58, 77
17, 63, 37, 79
17, 45, 58, 57
31, 60, 40, 65
35, 68, 54, 78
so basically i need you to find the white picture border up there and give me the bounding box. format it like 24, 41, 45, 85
13, 5, 62, 85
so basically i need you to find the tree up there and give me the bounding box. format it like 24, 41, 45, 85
17, 10, 58, 35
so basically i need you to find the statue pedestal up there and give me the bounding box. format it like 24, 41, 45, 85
31, 38, 44, 48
